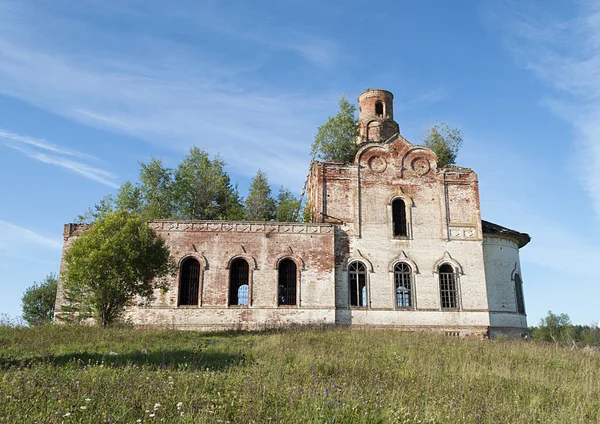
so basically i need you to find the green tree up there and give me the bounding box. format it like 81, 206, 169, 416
423, 123, 463, 168
311, 95, 359, 163
275, 187, 301, 222
21, 273, 58, 326
76, 194, 115, 224
139, 158, 174, 219
172, 147, 244, 220
62, 211, 175, 327
245, 169, 276, 221
531, 311, 574, 344
114, 181, 143, 215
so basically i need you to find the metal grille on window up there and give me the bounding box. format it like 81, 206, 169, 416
392, 198, 407, 237
515, 273, 525, 314
349, 261, 367, 307
278, 259, 297, 306
229, 259, 249, 306
439, 264, 457, 309
178, 258, 200, 306
394, 262, 412, 307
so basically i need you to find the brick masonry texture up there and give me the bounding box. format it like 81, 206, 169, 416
55, 89, 530, 338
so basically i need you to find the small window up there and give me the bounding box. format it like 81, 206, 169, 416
178, 258, 200, 306
515, 273, 525, 314
349, 261, 367, 307
375, 101, 384, 116
394, 262, 412, 307
439, 264, 458, 309
392, 198, 407, 237
229, 259, 249, 306
278, 259, 297, 306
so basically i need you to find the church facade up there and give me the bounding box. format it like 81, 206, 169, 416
55, 89, 530, 338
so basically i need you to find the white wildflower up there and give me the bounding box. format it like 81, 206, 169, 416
85, 398, 91, 402
109, 351, 118, 356
63, 413, 71, 417
154, 403, 161, 409
177, 402, 183, 410
149, 413, 155, 417
80, 406, 87, 410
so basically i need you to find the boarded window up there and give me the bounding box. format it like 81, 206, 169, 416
229, 259, 249, 306
515, 273, 525, 314
178, 258, 200, 306
394, 262, 412, 307
278, 259, 297, 306
392, 198, 407, 237
349, 261, 367, 307
439, 264, 458, 309
375, 101, 384, 116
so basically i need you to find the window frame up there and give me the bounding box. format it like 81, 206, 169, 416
278, 258, 298, 307
348, 261, 368, 308
514, 273, 526, 315
229, 258, 251, 307
393, 262, 414, 309
177, 257, 201, 307
438, 263, 459, 310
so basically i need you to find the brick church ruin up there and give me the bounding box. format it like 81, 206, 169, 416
55, 89, 530, 337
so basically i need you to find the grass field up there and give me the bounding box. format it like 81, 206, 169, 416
1, 325, 599, 423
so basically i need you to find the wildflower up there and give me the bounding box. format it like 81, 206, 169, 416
180, 412, 185, 416
177, 402, 183, 410
149, 413, 155, 417
63, 413, 71, 417
80, 406, 87, 410
137, 420, 142, 423
85, 398, 91, 402
109, 352, 118, 356
154, 403, 161, 410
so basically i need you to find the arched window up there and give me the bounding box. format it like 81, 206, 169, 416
348, 261, 367, 307
375, 101, 384, 116
229, 259, 249, 306
278, 259, 297, 306
515, 273, 525, 314
394, 262, 412, 307
178, 258, 200, 306
439, 264, 458, 309
392, 198, 407, 237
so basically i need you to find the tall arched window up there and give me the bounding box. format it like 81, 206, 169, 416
375, 101, 384, 116
229, 259, 249, 306
392, 198, 407, 237
348, 261, 367, 307
439, 264, 458, 309
394, 262, 412, 307
515, 273, 525, 314
178, 258, 200, 306
278, 259, 297, 306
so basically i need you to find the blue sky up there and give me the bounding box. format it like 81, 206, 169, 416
1, 0, 599, 326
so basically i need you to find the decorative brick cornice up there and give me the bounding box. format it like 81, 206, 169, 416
149, 220, 335, 235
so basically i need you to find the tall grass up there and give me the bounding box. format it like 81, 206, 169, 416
1, 325, 598, 423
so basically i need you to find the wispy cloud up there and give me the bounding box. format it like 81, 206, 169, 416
0, 129, 119, 188
486, 0, 600, 219
0, 220, 62, 251
0, 0, 343, 189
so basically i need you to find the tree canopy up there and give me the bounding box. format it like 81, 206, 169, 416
310, 95, 359, 163
423, 123, 463, 168
245, 169, 276, 221
62, 211, 175, 327
21, 273, 58, 326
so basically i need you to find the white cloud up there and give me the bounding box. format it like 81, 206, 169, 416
0, 129, 119, 188
0, 220, 62, 251
486, 0, 600, 219
0, 1, 342, 189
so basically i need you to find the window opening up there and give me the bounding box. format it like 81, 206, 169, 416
394, 262, 412, 307
515, 273, 525, 314
229, 259, 249, 305
375, 101, 384, 116
178, 258, 200, 306
278, 259, 297, 306
392, 198, 407, 237
349, 262, 367, 307
439, 264, 458, 309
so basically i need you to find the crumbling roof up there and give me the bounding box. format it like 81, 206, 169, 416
482, 220, 531, 248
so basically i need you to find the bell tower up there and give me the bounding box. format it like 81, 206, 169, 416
357, 89, 399, 144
